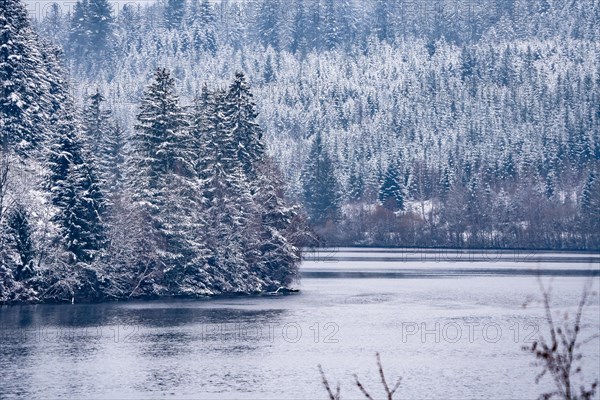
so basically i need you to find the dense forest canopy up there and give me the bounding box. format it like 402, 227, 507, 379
1, 0, 599, 303
32, 0, 598, 249
1, 0, 307, 304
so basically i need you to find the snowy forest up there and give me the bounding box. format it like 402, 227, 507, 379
1, 0, 600, 303
1, 0, 308, 304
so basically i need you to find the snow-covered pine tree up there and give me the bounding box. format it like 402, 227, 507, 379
129, 68, 208, 295
47, 110, 106, 264
301, 132, 340, 225
164, 0, 185, 29
102, 120, 126, 198
322, 0, 341, 51
225, 72, 266, 178
67, 0, 114, 71
82, 89, 112, 164
580, 169, 600, 232
195, 87, 261, 291
257, 0, 281, 50
379, 163, 405, 211
0, 0, 50, 155
86, 0, 114, 54
190, 0, 217, 55
6, 203, 35, 280
67, 0, 89, 63
253, 161, 302, 287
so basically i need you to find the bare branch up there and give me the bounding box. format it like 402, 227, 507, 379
318, 365, 340, 400
353, 374, 374, 400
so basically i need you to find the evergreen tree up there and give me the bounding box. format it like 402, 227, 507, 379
102, 120, 126, 197
87, 0, 114, 52
379, 163, 405, 210
301, 132, 340, 225
164, 0, 185, 29
48, 111, 106, 264
67, 0, 114, 67
225, 72, 266, 177
0, 0, 49, 154
253, 161, 301, 286
322, 0, 340, 50
257, 0, 281, 50
580, 169, 600, 232
440, 166, 452, 201
39, 3, 68, 45
263, 54, 276, 83
191, 0, 217, 54
129, 68, 207, 292
132, 68, 189, 187
372, 0, 396, 43
82, 89, 112, 160
67, 0, 89, 62
6, 203, 35, 280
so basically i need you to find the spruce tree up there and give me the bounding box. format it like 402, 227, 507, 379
379, 163, 405, 211
224, 72, 266, 178
253, 162, 301, 286
82, 89, 112, 161
257, 0, 281, 50
48, 111, 106, 264
87, 0, 114, 52
6, 203, 35, 280
67, 0, 89, 63
67, 0, 114, 68
164, 0, 185, 29
301, 132, 340, 225
129, 68, 206, 293
580, 169, 600, 232
0, 0, 49, 154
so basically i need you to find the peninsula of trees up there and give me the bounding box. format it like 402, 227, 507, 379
1, 0, 305, 304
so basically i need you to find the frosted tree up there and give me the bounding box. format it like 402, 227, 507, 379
0, 0, 49, 155
128, 68, 210, 294
82, 89, 112, 160
67, 0, 114, 68
164, 0, 185, 29
225, 72, 266, 178
379, 163, 405, 211
253, 161, 302, 286
580, 169, 600, 233
47, 110, 106, 264
6, 204, 35, 280
301, 132, 340, 225
257, 0, 281, 50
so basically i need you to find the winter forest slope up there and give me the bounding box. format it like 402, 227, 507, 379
1, 0, 600, 306
1, 0, 306, 304
35, 0, 600, 249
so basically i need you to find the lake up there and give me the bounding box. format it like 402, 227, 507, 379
1, 249, 599, 399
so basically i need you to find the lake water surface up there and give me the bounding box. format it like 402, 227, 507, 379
1, 249, 599, 399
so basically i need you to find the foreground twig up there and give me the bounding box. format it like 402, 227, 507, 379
320, 353, 402, 400
318, 364, 341, 400
524, 278, 598, 400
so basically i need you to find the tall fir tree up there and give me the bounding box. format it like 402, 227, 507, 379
6, 203, 35, 280
129, 68, 207, 293
301, 132, 340, 225
379, 163, 405, 211
0, 0, 50, 154
225, 72, 266, 178
164, 0, 186, 29
82, 89, 112, 162
48, 110, 106, 264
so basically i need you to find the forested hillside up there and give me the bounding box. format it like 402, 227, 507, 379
1, 0, 305, 304
34, 0, 600, 249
